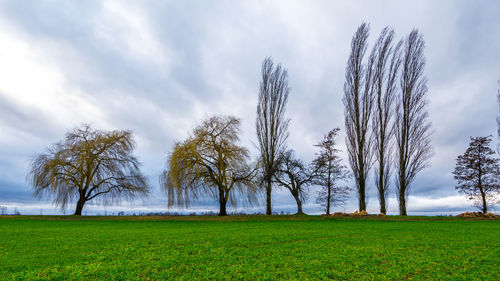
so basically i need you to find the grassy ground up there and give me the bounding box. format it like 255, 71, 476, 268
0, 215, 498, 280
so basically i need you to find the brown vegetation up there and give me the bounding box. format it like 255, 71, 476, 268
456, 212, 498, 218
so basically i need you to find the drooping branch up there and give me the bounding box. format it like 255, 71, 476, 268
162, 115, 258, 216
28, 124, 149, 215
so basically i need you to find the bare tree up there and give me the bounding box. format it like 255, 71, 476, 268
274, 150, 315, 214
394, 30, 433, 215
371, 27, 402, 214
313, 128, 350, 215
343, 23, 375, 212
161, 115, 257, 216
453, 136, 500, 213
0, 206, 7, 215
256, 57, 291, 215
496, 80, 500, 153
28, 124, 149, 215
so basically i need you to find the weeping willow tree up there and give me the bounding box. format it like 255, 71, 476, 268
161, 115, 258, 216
28, 124, 149, 215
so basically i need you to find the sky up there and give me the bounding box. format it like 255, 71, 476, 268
0, 0, 499, 215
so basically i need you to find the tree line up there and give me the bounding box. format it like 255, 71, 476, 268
27, 23, 499, 216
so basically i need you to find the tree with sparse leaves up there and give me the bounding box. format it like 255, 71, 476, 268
274, 150, 316, 214
256, 57, 291, 215
313, 128, 350, 215
0, 206, 7, 215
496, 80, 500, 152
343, 23, 375, 212
161, 115, 257, 216
371, 27, 402, 215
453, 136, 500, 213
28, 124, 149, 215
394, 29, 433, 216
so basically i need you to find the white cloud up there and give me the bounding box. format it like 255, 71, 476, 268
0, 22, 105, 131
93, 0, 171, 69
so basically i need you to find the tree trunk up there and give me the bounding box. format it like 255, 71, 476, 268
293, 194, 303, 215
219, 200, 227, 216
74, 198, 86, 216
379, 186, 386, 214
481, 191, 488, 214
326, 182, 331, 216
399, 188, 407, 216
378, 160, 386, 214
219, 188, 227, 216
359, 181, 366, 211
266, 178, 272, 215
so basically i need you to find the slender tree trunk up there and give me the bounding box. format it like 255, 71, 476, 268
480, 190, 487, 214
478, 174, 487, 214
379, 167, 386, 214
219, 188, 227, 216
326, 182, 331, 215
359, 180, 366, 211
266, 178, 272, 215
379, 189, 386, 214
399, 184, 407, 216
378, 155, 387, 214
74, 197, 86, 216
293, 194, 303, 215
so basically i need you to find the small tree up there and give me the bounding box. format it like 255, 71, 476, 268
313, 129, 350, 215
274, 150, 315, 215
161, 115, 257, 216
0, 206, 7, 215
28, 124, 149, 215
453, 136, 500, 213
496, 80, 500, 153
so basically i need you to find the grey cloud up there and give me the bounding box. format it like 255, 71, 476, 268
0, 0, 499, 215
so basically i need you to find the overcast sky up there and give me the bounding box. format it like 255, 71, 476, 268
0, 0, 499, 215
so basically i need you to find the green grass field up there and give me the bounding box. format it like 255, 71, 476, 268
0, 215, 498, 280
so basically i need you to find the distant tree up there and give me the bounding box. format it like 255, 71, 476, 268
453, 136, 500, 213
0, 206, 7, 215
28, 124, 149, 215
313, 128, 350, 215
394, 30, 433, 216
496, 80, 500, 153
371, 27, 402, 214
274, 150, 316, 215
161, 115, 257, 216
256, 57, 291, 215
343, 23, 375, 212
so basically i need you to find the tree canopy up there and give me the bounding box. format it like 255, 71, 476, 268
274, 149, 316, 214
161, 115, 257, 216
343, 23, 375, 212
28, 124, 149, 215
256, 57, 291, 215
313, 128, 350, 215
453, 136, 500, 213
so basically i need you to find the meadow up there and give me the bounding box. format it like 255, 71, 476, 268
0, 215, 498, 280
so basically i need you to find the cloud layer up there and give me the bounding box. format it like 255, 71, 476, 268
0, 0, 499, 215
